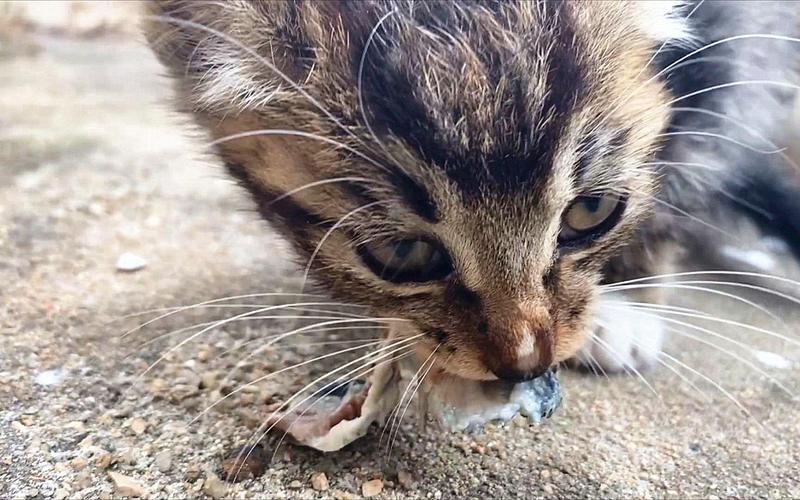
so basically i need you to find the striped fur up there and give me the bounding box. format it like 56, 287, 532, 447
143, 1, 797, 381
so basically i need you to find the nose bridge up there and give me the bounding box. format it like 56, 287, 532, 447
478, 226, 551, 299
482, 296, 554, 372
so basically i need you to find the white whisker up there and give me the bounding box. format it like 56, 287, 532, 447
602, 283, 782, 327
603, 270, 800, 290
300, 200, 389, 292
602, 305, 794, 396
383, 344, 438, 449
657, 350, 753, 420
190, 337, 396, 426
590, 323, 659, 396
146, 15, 376, 152
207, 129, 391, 174
232, 335, 422, 480
129, 314, 381, 354
268, 176, 390, 205
389, 344, 439, 454
128, 308, 408, 395
120, 292, 326, 338
358, 9, 408, 175
655, 131, 784, 155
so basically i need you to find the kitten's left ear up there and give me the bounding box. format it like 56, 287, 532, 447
634, 0, 697, 47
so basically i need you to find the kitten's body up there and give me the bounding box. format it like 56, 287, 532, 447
144, 1, 800, 396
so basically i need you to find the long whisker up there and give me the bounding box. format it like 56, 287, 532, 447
670, 107, 792, 157
128, 314, 380, 354
118, 302, 368, 321
591, 33, 800, 136
128, 301, 387, 350
382, 344, 438, 449
129, 308, 408, 394
602, 270, 800, 290
217, 324, 390, 359
602, 305, 794, 396
654, 131, 784, 155
612, 303, 800, 348
645, 349, 713, 404
656, 350, 753, 419
190, 337, 391, 425
267, 349, 418, 468
610, 280, 800, 313
668, 80, 800, 110
358, 9, 407, 174
602, 283, 783, 327
216, 324, 391, 387
589, 0, 705, 135
579, 348, 609, 378
389, 345, 439, 454
300, 200, 389, 292
120, 293, 326, 338
589, 324, 659, 396
639, 160, 723, 171
207, 129, 391, 174
665, 327, 794, 397
145, 15, 374, 151
268, 176, 391, 206
232, 335, 423, 480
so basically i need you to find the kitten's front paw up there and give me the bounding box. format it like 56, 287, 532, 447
574, 294, 666, 374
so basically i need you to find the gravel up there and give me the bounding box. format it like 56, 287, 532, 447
2, 33, 800, 499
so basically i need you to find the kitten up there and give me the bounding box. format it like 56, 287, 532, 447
143, 0, 799, 392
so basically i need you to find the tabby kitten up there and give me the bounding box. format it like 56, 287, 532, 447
143, 0, 799, 388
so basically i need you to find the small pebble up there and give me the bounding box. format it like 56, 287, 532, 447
74, 470, 91, 489
35, 368, 66, 387
397, 470, 414, 489
95, 452, 113, 469
116, 252, 147, 272
220, 444, 267, 481
311, 472, 329, 491
154, 451, 171, 473
130, 418, 147, 435
289, 480, 302, 489
186, 463, 202, 482
362, 479, 383, 498
70, 457, 88, 470
108, 471, 146, 498
203, 473, 229, 499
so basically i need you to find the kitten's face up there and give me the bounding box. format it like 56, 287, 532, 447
145, 0, 680, 382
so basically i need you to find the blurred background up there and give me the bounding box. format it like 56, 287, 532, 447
1, 2, 799, 499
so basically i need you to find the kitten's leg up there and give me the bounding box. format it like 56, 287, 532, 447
576, 243, 677, 374
577, 287, 666, 374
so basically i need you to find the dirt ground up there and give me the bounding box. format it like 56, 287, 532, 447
2, 33, 800, 499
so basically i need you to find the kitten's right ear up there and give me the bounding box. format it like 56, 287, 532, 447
141, 0, 318, 112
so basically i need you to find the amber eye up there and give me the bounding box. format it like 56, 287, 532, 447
559, 193, 625, 244
359, 238, 452, 283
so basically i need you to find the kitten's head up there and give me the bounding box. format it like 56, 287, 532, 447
144, 1, 686, 382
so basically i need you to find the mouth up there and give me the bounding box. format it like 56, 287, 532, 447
261, 340, 562, 452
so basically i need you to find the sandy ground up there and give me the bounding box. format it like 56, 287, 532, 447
2, 35, 800, 500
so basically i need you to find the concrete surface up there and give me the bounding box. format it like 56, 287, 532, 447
1, 35, 799, 499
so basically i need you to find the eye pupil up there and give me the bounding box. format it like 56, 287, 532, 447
394, 241, 414, 259
583, 197, 601, 213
